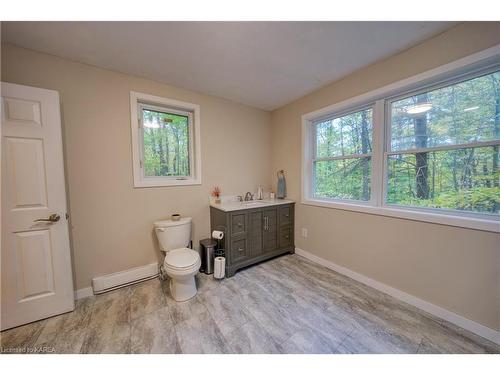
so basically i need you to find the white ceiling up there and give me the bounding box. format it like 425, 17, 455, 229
1, 22, 455, 110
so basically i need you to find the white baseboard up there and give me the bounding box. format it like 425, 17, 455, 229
91, 262, 159, 294
74, 287, 93, 300
294, 247, 500, 346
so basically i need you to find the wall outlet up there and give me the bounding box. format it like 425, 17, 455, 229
301, 228, 308, 238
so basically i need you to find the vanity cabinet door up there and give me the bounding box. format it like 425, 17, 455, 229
249, 210, 263, 257
262, 208, 277, 253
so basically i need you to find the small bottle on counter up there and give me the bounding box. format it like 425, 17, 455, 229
257, 185, 264, 200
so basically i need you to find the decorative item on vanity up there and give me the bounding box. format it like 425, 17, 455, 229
277, 170, 287, 199
211, 186, 221, 204
270, 191, 276, 199
257, 185, 264, 200
154, 217, 201, 301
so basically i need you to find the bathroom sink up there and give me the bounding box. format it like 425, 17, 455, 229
241, 201, 267, 206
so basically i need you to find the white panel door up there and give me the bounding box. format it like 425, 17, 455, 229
1, 82, 74, 330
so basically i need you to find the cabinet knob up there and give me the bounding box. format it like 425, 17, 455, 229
285, 214, 289, 218
238, 248, 244, 252
237, 222, 243, 227
285, 235, 290, 239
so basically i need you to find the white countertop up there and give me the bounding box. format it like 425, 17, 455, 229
210, 198, 295, 212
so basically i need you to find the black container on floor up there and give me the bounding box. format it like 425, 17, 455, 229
199, 238, 217, 274
214, 248, 225, 258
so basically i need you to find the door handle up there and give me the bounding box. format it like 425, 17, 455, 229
34, 214, 61, 223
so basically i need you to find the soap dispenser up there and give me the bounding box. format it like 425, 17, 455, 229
257, 185, 264, 200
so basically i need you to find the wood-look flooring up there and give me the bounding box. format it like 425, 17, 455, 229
1, 254, 498, 354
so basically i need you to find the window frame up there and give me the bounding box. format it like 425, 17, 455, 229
311, 104, 375, 204
130, 91, 202, 187
302, 45, 500, 233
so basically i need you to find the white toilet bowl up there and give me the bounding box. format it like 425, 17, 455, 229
154, 217, 201, 302
164, 248, 201, 301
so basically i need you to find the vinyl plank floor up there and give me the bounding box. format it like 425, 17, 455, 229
1, 254, 498, 354
174, 311, 229, 354
130, 278, 167, 321
130, 307, 180, 354
225, 317, 282, 354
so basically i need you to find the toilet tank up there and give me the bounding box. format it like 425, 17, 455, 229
154, 217, 192, 252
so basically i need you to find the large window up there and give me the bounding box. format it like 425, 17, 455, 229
130, 92, 201, 187
313, 108, 373, 201
387, 72, 500, 215
302, 50, 500, 232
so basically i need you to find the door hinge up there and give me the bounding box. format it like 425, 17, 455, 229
65, 213, 70, 220
139, 159, 143, 168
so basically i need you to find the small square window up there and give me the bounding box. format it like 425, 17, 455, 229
130, 92, 201, 187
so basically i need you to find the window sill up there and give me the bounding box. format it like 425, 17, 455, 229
301, 198, 500, 233
134, 177, 201, 188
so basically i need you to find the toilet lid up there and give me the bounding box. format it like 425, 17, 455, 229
165, 248, 199, 269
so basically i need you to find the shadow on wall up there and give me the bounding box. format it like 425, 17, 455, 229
59, 101, 79, 291
150, 228, 163, 265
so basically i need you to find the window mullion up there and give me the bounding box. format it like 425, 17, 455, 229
371, 100, 386, 207
386, 139, 500, 155
314, 154, 371, 162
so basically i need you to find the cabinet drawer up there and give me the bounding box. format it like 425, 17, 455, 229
231, 213, 246, 236
230, 238, 248, 263
279, 226, 292, 248
279, 206, 292, 226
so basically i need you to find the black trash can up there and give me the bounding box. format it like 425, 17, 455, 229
199, 238, 217, 274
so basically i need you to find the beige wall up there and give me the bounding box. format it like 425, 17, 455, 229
2, 22, 499, 331
1, 43, 272, 290
270, 22, 500, 330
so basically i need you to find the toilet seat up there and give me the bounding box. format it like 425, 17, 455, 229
164, 248, 200, 271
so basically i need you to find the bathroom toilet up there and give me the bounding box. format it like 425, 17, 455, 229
154, 217, 201, 301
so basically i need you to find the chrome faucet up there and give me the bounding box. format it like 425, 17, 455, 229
244, 192, 254, 201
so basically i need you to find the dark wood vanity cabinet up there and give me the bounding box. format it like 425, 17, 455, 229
210, 203, 295, 277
